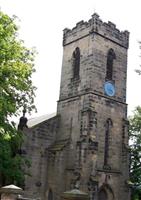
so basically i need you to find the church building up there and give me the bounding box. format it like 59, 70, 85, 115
21, 13, 130, 200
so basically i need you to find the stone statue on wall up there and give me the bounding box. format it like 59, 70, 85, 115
18, 109, 28, 130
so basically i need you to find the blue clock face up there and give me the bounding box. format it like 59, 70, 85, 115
104, 82, 115, 97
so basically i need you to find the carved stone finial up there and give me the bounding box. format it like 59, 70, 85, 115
91, 13, 100, 19
18, 108, 28, 130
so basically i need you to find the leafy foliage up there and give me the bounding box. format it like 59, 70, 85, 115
135, 42, 141, 75
129, 106, 141, 199
0, 11, 36, 186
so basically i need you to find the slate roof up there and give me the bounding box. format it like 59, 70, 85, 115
27, 113, 56, 128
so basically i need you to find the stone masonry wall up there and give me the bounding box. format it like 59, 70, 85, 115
54, 13, 130, 200
63, 13, 129, 48
48, 92, 129, 200
23, 13, 130, 200
59, 26, 128, 104
22, 116, 60, 199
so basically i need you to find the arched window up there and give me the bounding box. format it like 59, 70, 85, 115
98, 189, 108, 200
106, 49, 116, 80
48, 189, 53, 200
104, 118, 113, 167
72, 47, 80, 79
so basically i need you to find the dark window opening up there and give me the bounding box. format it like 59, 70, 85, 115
48, 189, 53, 200
98, 189, 108, 200
72, 47, 80, 79
104, 118, 113, 167
106, 49, 116, 80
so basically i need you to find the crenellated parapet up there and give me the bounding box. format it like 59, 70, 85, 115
63, 13, 129, 48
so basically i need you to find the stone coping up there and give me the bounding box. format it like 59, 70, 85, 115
0, 185, 23, 194
62, 189, 89, 200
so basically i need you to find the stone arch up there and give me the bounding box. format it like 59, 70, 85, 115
98, 184, 114, 200
106, 48, 116, 80
72, 47, 80, 79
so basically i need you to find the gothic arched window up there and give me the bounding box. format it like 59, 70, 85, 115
104, 118, 113, 168
98, 189, 108, 200
48, 189, 53, 200
72, 47, 80, 79
106, 49, 116, 80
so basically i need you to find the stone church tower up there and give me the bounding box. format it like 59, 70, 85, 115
22, 13, 130, 200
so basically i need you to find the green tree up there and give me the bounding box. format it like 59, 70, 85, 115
0, 11, 36, 186
129, 106, 141, 200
